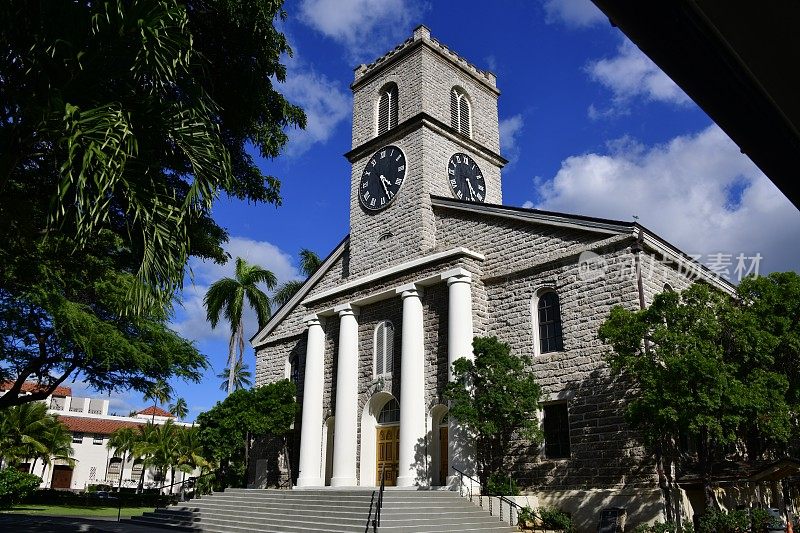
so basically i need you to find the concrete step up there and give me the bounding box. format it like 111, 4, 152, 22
126, 487, 516, 533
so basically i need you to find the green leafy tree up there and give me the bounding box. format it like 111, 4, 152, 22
205, 257, 276, 395
169, 398, 189, 421
175, 426, 211, 497
443, 336, 543, 489
598, 282, 793, 509
217, 361, 253, 393
0, 232, 207, 409
272, 249, 323, 308
0, 402, 51, 465
31, 420, 75, 477
0, 0, 305, 406
196, 380, 297, 488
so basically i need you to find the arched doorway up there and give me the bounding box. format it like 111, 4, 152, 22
359, 392, 399, 487
430, 404, 449, 486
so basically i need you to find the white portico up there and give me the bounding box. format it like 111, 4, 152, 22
294, 258, 481, 489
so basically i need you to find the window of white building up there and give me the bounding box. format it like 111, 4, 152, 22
374, 320, 394, 378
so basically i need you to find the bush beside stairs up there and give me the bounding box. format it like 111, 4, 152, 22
125, 488, 517, 533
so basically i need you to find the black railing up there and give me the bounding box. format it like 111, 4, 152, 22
452, 467, 522, 528
369, 464, 386, 532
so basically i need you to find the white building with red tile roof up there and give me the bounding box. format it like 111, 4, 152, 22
1, 382, 191, 491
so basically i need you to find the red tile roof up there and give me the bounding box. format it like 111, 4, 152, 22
58, 416, 144, 435
1, 381, 73, 397
138, 406, 174, 417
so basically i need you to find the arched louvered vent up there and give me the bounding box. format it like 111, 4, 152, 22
374, 320, 394, 377
377, 83, 398, 136
450, 87, 471, 137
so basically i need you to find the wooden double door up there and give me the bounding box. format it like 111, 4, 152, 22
51, 466, 73, 489
376, 425, 399, 486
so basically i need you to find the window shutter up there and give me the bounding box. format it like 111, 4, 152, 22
375, 322, 385, 376
450, 90, 459, 130
385, 322, 394, 374
389, 85, 398, 129
459, 97, 470, 136
378, 92, 389, 135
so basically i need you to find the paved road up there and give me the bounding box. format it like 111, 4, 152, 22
0, 514, 173, 532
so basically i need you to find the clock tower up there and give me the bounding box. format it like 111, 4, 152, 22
345, 25, 507, 276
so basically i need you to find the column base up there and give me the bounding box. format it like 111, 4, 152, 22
329, 476, 358, 487
295, 477, 324, 488
395, 475, 419, 488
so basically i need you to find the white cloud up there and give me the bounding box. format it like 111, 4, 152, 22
522, 200, 535, 209
587, 39, 690, 116
543, 0, 605, 28
172, 237, 301, 344
499, 114, 525, 166
281, 64, 351, 157
299, 0, 425, 61
530, 125, 800, 275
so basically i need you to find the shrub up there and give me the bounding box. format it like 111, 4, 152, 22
486, 471, 519, 496
0, 469, 41, 508
751, 508, 783, 532
697, 509, 750, 533
538, 507, 574, 532
632, 522, 694, 533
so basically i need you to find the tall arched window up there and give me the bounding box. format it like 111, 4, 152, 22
374, 320, 394, 377
289, 354, 300, 387
377, 83, 398, 135
450, 87, 471, 137
537, 291, 564, 353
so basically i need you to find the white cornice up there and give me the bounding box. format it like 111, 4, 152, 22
302, 248, 485, 307
250, 237, 349, 347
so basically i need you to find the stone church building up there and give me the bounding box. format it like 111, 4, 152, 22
251, 26, 733, 528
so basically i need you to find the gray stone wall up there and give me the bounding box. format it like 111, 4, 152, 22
484, 243, 657, 490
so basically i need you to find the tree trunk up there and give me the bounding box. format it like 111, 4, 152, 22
699, 427, 715, 510
118, 452, 127, 492
170, 467, 176, 495
227, 327, 238, 395
30, 458, 38, 474
656, 445, 675, 523
243, 431, 250, 487
137, 461, 146, 494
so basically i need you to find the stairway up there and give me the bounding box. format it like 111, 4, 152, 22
126, 488, 516, 532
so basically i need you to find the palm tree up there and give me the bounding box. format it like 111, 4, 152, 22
107, 427, 138, 491
204, 257, 276, 395
217, 361, 253, 393
272, 249, 322, 308
137, 420, 182, 494
0, 402, 50, 466
143, 380, 172, 423
33, 419, 75, 478
169, 398, 188, 421
175, 426, 211, 498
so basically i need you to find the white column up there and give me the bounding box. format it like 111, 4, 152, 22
396, 285, 426, 487
296, 316, 326, 488
446, 271, 477, 485
330, 304, 359, 487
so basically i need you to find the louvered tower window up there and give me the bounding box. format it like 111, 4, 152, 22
377, 83, 398, 135
374, 320, 394, 377
450, 87, 471, 137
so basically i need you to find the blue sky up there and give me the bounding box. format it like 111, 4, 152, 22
87, 0, 800, 420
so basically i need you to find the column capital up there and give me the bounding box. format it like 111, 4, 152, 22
303, 314, 324, 327
396, 283, 423, 298
333, 303, 359, 317
445, 269, 472, 286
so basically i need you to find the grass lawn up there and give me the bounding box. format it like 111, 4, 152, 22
1, 504, 154, 519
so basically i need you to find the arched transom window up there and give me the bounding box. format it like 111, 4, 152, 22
378, 398, 400, 424
374, 320, 394, 377
537, 291, 564, 353
450, 87, 471, 137
377, 83, 398, 135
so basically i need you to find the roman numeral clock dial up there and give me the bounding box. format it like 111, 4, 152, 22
359, 145, 406, 211
447, 153, 486, 203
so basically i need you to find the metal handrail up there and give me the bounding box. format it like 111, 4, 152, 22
452, 467, 522, 527
375, 464, 386, 529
